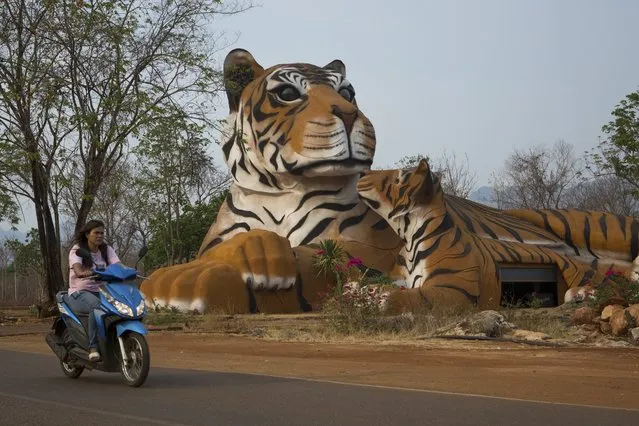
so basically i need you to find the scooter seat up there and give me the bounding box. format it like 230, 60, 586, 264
55, 291, 89, 318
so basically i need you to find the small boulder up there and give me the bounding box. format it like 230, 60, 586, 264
510, 329, 551, 341
629, 328, 639, 345
600, 321, 612, 335
610, 310, 630, 336
437, 310, 515, 337
564, 285, 596, 303
625, 304, 639, 325
571, 306, 596, 326
461, 310, 515, 337
601, 305, 624, 321
598, 295, 629, 309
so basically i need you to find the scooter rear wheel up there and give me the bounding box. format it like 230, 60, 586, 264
59, 329, 84, 379
119, 331, 150, 387
60, 359, 84, 378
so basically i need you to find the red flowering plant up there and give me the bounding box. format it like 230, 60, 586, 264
588, 266, 639, 310
312, 239, 395, 312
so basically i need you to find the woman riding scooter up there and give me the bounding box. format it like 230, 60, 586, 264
66, 220, 121, 362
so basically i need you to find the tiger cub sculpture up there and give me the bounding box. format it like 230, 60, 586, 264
357, 159, 605, 309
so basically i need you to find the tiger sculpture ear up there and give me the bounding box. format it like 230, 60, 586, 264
323, 59, 346, 76
223, 48, 266, 113
413, 158, 437, 206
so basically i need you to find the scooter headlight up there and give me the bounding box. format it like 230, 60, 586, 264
136, 298, 146, 316
114, 300, 134, 317
99, 288, 134, 317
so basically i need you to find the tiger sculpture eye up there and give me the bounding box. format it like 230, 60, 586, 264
274, 85, 301, 102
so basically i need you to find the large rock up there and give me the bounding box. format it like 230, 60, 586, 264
610, 310, 631, 336
601, 304, 624, 321
571, 306, 596, 325
437, 310, 515, 337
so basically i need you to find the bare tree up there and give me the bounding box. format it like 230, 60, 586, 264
491, 140, 583, 210
1, 0, 252, 312
0, 0, 75, 306
392, 151, 477, 198
44, 0, 251, 234
562, 175, 639, 216
61, 156, 160, 262
430, 150, 477, 198
391, 154, 428, 171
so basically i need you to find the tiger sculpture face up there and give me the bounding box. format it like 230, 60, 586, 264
197, 49, 401, 265
222, 48, 376, 189
357, 159, 444, 240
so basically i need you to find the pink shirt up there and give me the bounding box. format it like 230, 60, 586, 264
68, 244, 121, 294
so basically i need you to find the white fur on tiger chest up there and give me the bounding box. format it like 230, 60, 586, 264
213, 181, 371, 247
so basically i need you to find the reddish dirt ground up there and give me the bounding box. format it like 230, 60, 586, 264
1, 326, 638, 410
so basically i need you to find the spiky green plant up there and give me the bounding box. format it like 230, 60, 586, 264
312, 239, 347, 297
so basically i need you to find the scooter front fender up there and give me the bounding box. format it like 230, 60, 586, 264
115, 320, 148, 337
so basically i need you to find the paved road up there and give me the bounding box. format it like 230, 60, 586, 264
0, 349, 637, 425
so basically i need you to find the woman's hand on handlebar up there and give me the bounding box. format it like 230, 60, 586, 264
79, 269, 97, 279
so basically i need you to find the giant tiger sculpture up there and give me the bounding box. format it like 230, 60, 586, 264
142, 49, 639, 314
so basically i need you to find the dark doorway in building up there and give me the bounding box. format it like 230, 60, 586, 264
499, 266, 558, 308
500, 281, 558, 307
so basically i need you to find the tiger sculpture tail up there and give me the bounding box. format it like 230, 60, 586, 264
503, 209, 639, 282
357, 158, 606, 311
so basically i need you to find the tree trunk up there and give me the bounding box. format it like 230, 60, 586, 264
75, 183, 97, 235
74, 156, 106, 234
29, 154, 64, 315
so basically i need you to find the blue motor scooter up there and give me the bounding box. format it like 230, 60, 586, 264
45, 246, 151, 387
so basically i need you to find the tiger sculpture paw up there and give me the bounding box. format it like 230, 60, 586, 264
141, 230, 321, 314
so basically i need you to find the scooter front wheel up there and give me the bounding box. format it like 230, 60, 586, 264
119, 332, 150, 387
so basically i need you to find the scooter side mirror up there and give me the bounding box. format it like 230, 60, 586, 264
137, 245, 148, 259
75, 247, 92, 262
135, 245, 148, 271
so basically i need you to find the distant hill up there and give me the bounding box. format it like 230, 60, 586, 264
468, 186, 497, 208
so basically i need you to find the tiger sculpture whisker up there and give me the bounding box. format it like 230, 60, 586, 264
357, 159, 612, 309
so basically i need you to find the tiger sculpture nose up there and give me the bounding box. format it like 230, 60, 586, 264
331, 105, 358, 135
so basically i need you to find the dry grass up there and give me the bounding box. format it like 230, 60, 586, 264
188, 305, 479, 343
142, 302, 580, 343
500, 306, 573, 339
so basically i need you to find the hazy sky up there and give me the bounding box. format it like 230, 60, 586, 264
3, 0, 639, 233
212, 0, 639, 186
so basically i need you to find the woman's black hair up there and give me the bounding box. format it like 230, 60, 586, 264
74, 219, 110, 268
